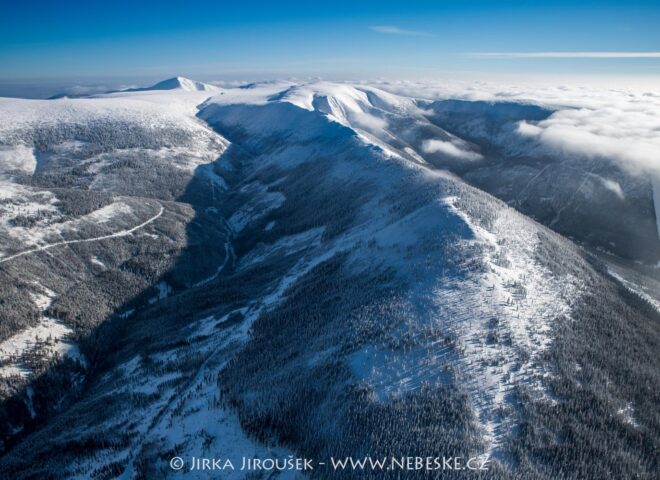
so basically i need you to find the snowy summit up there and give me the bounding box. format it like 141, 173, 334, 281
127, 76, 219, 93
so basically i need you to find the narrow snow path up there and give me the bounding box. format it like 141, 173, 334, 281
0, 202, 164, 265
192, 241, 234, 287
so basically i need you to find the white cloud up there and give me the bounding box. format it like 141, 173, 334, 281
516, 121, 543, 136
517, 106, 660, 177
468, 52, 660, 58
422, 139, 482, 161
370, 26, 433, 37
59, 84, 139, 96
372, 79, 660, 180
596, 176, 625, 200
351, 112, 388, 131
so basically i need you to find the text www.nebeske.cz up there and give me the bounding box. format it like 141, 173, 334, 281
176, 455, 490, 472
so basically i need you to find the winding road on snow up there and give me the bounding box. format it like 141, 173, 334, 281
0, 202, 164, 265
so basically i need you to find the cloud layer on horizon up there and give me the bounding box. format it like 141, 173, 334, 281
468, 52, 660, 58
371, 80, 660, 180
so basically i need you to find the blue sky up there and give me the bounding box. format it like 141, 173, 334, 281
1, 0, 659, 88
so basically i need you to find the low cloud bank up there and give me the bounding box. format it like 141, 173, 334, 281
422, 139, 482, 161
373, 80, 660, 180
517, 106, 660, 177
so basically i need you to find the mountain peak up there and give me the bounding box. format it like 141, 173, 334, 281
128, 77, 220, 93
151, 77, 218, 91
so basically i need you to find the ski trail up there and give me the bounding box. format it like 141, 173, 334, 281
0, 202, 164, 265
549, 172, 591, 228
515, 163, 551, 205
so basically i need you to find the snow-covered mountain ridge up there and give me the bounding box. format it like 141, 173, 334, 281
198, 79, 660, 262
0, 79, 658, 479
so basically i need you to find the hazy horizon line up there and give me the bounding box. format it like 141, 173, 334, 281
468, 51, 660, 58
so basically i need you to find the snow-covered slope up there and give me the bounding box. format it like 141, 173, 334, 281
0, 89, 227, 196
0, 83, 232, 459
0, 79, 658, 480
